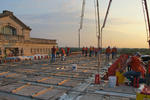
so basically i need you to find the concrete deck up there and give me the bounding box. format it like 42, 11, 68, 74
0, 55, 136, 100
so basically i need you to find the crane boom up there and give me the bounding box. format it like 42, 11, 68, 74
102, 0, 112, 29
78, 0, 85, 48
143, 0, 150, 48
101, 0, 112, 48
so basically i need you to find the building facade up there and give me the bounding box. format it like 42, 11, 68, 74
0, 10, 57, 57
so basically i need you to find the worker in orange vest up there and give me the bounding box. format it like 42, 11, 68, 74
61, 48, 66, 61
56, 47, 59, 58
85, 47, 88, 57
82, 47, 85, 56
89, 47, 92, 57
112, 47, 117, 59
105, 46, 111, 62
95, 48, 98, 56
66, 47, 70, 56
124, 52, 146, 86
92, 47, 95, 56
51, 46, 56, 62
129, 53, 146, 78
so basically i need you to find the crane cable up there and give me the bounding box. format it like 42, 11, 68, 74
142, 0, 149, 42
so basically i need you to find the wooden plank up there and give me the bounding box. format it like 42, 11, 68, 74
58, 79, 70, 85
37, 77, 52, 82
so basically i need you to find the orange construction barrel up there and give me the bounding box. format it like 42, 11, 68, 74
95, 74, 100, 84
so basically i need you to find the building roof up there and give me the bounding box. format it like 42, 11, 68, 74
28, 38, 57, 44
0, 10, 31, 30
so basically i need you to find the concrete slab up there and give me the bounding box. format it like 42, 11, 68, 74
34, 88, 67, 100
0, 54, 135, 100
0, 82, 24, 92
42, 77, 65, 85
0, 92, 36, 100
27, 76, 47, 82
76, 94, 104, 100
77, 93, 131, 100
61, 80, 81, 87
15, 69, 37, 74
87, 83, 136, 94
4, 73, 27, 79
15, 85, 45, 96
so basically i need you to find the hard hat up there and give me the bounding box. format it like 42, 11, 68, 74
135, 52, 141, 57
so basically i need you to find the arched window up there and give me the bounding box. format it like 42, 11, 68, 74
1, 25, 17, 35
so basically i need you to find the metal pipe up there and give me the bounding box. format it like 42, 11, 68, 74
101, 0, 112, 48
78, 0, 86, 48
96, 0, 101, 74
143, 0, 150, 48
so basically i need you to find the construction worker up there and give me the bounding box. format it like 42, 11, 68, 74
61, 48, 66, 61
51, 46, 56, 62
82, 47, 85, 56
56, 47, 59, 58
92, 47, 95, 56
124, 52, 146, 86
89, 46, 92, 57
112, 47, 117, 59
105, 46, 111, 62
98, 47, 102, 55
85, 47, 88, 57
95, 48, 98, 56
66, 47, 70, 56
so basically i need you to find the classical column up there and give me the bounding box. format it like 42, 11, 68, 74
1, 47, 5, 57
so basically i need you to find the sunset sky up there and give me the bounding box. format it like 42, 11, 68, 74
0, 0, 150, 48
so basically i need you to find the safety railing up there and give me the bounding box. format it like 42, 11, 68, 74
0, 33, 24, 41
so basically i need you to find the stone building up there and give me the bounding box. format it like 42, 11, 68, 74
0, 10, 57, 57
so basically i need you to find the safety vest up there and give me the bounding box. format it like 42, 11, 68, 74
106, 48, 111, 54
130, 56, 146, 78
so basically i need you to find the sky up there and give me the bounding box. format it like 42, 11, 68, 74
0, 0, 150, 48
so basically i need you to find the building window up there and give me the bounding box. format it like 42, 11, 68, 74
40, 49, 42, 53
1, 25, 17, 35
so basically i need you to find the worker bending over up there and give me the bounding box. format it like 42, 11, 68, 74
123, 52, 146, 86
